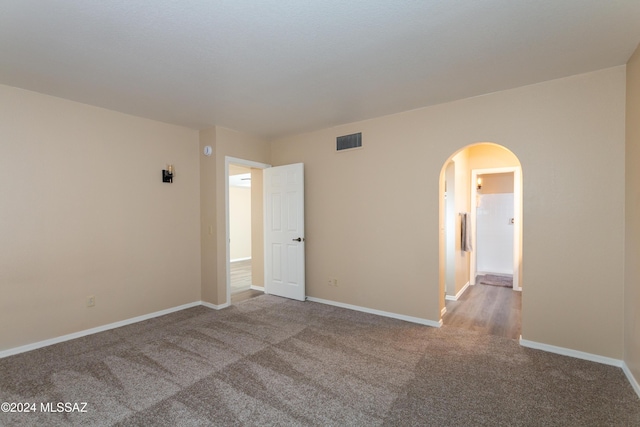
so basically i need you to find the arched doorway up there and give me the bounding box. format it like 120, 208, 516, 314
438, 143, 523, 338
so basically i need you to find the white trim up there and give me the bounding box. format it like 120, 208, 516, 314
0, 301, 203, 359
231, 257, 251, 263
622, 362, 640, 399
201, 301, 230, 310
307, 297, 442, 328
519, 338, 640, 397
445, 281, 470, 301
250, 285, 265, 291
441, 306, 447, 316
225, 156, 271, 308
4, 297, 637, 401
519, 337, 622, 367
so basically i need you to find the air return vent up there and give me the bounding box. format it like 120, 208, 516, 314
336, 132, 362, 151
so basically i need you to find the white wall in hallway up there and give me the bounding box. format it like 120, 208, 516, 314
230, 186, 252, 261
477, 193, 514, 275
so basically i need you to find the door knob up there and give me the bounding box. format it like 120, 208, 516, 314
292, 237, 304, 242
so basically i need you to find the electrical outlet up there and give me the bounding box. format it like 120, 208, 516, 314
87, 295, 95, 307
328, 278, 338, 287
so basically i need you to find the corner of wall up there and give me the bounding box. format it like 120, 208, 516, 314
200, 127, 218, 304
624, 42, 640, 392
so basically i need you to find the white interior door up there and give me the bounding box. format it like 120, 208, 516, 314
264, 163, 305, 301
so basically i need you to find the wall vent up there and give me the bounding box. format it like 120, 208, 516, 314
336, 132, 362, 151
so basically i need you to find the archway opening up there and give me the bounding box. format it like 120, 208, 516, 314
438, 142, 523, 339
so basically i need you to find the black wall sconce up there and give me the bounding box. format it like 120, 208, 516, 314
163, 164, 174, 183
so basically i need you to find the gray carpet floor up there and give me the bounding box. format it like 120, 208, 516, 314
1, 295, 638, 426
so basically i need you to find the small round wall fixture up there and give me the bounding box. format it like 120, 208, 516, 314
203, 145, 212, 156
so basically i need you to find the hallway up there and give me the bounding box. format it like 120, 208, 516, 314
443, 283, 521, 340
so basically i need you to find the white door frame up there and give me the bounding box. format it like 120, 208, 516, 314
470, 166, 522, 291
225, 156, 271, 306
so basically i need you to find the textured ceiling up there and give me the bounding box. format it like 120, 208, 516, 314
1, 1, 639, 139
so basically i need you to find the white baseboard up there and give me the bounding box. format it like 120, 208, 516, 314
8, 298, 637, 400
201, 301, 230, 310
622, 362, 640, 399
1, 296, 441, 358
230, 257, 251, 263
250, 285, 265, 291
0, 301, 203, 359
445, 281, 470, 301
441, 306, 447, 316
306, 296, 442, 328
519, 337, 623, 367
519, 338, 640, 399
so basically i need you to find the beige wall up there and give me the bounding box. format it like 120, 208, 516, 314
200, 128, 217, 304
199, 126, 270, 305
0, 61, 633, 366
625, 44, 640, 384
0, 84, 201, 352
478, 173, 514, 194
444, 161, 456, 297
468, 143, 521, 170
271, 66, 626, 358
452, 149, 471, 297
